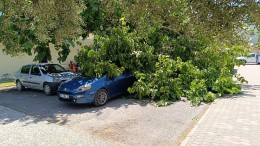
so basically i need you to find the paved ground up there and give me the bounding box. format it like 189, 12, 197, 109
0, 87, 207, 145
0, 105, 112, 146
181, 65, 260, 146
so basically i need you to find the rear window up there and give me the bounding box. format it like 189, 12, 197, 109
21, 65, 31, 74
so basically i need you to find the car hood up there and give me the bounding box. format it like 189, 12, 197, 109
49, 72, 76, 77
60, 76, 98, 90
48, 72, 77, 80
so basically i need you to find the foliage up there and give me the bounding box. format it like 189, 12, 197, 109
0, 0, 83, 62
76, 24, 247, 106
0, 82, 15, 88
75, 26, 156, 78
75, 0, 260, 106
120, 0, 260, 46
81, 0, 105, 37
128, 56, 199, 106
187, 79, 209, 106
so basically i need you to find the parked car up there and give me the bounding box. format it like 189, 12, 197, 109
58, 72, 135, 106
236, 53, 259, 64
14, 63, 78, 95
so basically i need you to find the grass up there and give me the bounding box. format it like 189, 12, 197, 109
0, 82, 15, 88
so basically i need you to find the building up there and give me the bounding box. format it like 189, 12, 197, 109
0, 35, 93, 80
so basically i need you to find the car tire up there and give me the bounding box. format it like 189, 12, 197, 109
93, 89, 109, 106
16, 80, 25, 91
43, 83, 53, 96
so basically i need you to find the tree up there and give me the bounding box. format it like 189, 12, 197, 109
0, 0, 83, 62
76, 0, 256, 105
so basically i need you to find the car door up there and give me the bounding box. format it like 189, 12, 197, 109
106, 73, 134, 97
28, 65, 43, 89
18, 65, 32, 87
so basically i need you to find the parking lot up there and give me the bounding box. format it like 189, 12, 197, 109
0, 87, 208, 145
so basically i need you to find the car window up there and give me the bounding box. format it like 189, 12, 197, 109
53, 64, 67, 73
40, 64, 66, 74
31, 65, 41, 76
251, 54, 255, 57
21, 65, 31, 74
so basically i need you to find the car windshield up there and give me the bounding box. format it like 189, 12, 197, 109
39, 64, 66, 74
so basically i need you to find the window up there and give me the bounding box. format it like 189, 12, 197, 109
31, 65, 41, 76
39, 64, 66, 74
21, 65, 31, 74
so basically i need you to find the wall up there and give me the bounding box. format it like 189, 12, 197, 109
0, 48, 36, 80
0, 34, 93, 80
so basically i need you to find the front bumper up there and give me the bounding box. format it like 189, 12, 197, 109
57, 91, 96, 104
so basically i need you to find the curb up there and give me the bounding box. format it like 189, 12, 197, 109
175, 102, 211, 146
179, 101, 217, 146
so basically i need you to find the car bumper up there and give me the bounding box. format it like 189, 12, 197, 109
57, 91, 96, 104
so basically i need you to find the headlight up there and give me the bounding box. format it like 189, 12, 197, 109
76, 84, 91, 92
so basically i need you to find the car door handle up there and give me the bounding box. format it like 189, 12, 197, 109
30, 77, 32, 78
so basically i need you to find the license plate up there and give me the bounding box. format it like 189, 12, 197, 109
60, 94, 69, 99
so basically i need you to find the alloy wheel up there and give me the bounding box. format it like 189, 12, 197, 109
97, 91, 108, 105
44, 84, 51, 95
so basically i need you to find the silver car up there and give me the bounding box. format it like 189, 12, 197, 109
236, 53, 259, 64
14, 63, 77, 95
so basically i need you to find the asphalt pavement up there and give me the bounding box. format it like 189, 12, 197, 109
0, 86, 208, 146
0, 104, 112, 146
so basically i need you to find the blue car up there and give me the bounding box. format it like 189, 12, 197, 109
57, 72, 135, 106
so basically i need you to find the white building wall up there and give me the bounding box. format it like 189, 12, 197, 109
0, 49, 36, 80
0, 34, 93, 80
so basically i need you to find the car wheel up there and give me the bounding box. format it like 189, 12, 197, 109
43, 83, 53, 96
94, 89, 109, 106
16, 80, 25, 91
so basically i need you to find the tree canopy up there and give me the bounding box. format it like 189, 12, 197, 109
1, 0, 260, 105
0, 0, 83, 61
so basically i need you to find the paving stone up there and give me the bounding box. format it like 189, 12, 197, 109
181, 65, 260, 146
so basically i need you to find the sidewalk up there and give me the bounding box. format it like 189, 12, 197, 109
181, 65, 260, 146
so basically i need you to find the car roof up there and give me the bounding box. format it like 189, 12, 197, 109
23, 63, 59, 66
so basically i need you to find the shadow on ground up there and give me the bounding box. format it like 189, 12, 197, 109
242, 84, 260, 91
0, 87, 207, 146
218, 84, 258, 100
0, 87, 149, 125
